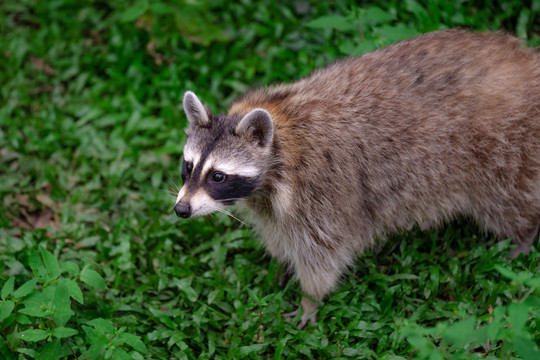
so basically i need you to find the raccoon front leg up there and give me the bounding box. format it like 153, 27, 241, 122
509, 223, 539, 258
283, 248, 345, 329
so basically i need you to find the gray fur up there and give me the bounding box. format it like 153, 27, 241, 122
183, 91, 209, 127
178, 30, 540, 328
236, 109, 274, 148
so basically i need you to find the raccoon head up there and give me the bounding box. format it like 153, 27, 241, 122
174, 91, 274, 218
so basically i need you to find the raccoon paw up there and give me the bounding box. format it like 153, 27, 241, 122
298, 311, 317, 329
282, 308, 299, 320
509, 243, 532, 258
282, 307, 317, 329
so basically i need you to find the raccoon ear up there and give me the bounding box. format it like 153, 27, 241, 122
183, 91, 211, 127
235, 109, 274, 148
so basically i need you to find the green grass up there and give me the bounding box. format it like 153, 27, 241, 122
1, 0, 539, 359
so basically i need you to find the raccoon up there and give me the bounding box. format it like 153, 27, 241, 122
175, 30, 540, 328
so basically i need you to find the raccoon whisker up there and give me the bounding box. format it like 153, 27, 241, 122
158, 188, 178, 198
216, 198, 271, 210
215, 198, 242, 203
203, 214, 217, 227
164, 174, 181, 193
216, 208, 251, 228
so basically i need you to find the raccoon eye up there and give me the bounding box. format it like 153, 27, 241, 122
211, 172, 226, 183
186, 162, 193, 174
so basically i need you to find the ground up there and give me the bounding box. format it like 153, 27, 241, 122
0, 1, 539, 359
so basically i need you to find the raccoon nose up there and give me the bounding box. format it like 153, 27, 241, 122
174, 203, 191, 218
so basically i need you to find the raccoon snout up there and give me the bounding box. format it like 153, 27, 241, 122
174, 202, 191, 218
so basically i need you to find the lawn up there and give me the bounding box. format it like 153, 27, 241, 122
0, 0, 539, 359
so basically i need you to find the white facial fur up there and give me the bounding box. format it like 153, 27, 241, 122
202, 154, 260, 178
182, 143, 201, 169
189, 190, 224, 216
